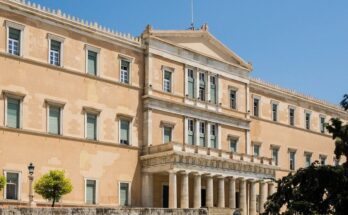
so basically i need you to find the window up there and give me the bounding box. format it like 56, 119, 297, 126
319, 155, 326, 165
85, 179, 96, 204
272, 103, 278, 122
199, 121, 206, 147
88, 51, 97, 75
120, 119, 130, 145
230, 90, 237, 110
210, 124, 217, 149
320, 116, 325, 133
271, 148, 279, 166
304, 153, 312, 167
253, 98, 259, 117
305, 112, 311, 130
5, 172, 20, 200
163, 70, 172, 93
289, 108, 295, 126
49, 40, 61, 66
86, 113, 97, 140
230, 138, 238, 153
187, 69, 195, 99
8, 28, 21, 56
119, 182, 130, 206
187, 119, 195, 145
48, 106, 61, 135
210, 76, 217, 104
163, 126, 172, 144
6, 98, 21, 129
334, 157, 340, 166
120, 59, 130, 84
289, 151, 296, 170
198, 73, 206, 101
253, 145, 260, 157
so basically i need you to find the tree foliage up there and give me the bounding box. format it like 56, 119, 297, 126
263, 94, 348, 215
0, 175, 6, 191
34, 170, 73, 207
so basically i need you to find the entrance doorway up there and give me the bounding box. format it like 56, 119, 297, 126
201, 188, 206, 207
162, 185, 169, 208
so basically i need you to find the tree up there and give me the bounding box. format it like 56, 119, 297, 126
0, 175, 6, 191
34, 170, 73, 207
263, 94, 348, 215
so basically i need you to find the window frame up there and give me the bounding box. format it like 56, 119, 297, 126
119, 55, 133, 85
210, 123, 217, 149
271, 101, 279, 122
288, 149, 297, 170
228, 135, 239, 153
162, 66, 174, 93
3, 91, 25, 129
118, 181, 131, 206
209, 75, 217, 104
198, 72, 206, 101
271, 146, 280, 166
187, 118, 195, 145
161, 121, 175, 144
83, 107, 101, 141
84, 178, 98, 205
186, 68, 195, 99
3, 170, 22, 201
47, 34, 65, 67
85, 44, 101, 76
45, 99, 65, 135
319, 115, 326, 134
288, 106, 296, 126
117, 114, 133, 146
5, 20, 25, 57
229, 87, 238, 110
304, 152, 312, 167
253, 96, 260, 117
305, 110, 311, 130
199, 121, 206, 147
319, 154, 327, 165
252, 142, 261, 157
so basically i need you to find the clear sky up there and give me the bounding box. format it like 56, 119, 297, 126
29, 0, 347, 105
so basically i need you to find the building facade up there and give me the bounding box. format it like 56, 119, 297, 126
0, 0, 347, 214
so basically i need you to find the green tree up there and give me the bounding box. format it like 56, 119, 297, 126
34, 170, 73, 207
0, 175, 6, 191
263, 94, 348, 215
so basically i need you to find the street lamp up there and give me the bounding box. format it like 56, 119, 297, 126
27, 162, 35, 207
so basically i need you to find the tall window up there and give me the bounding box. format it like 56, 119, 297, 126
85, 179, 96, 204
49, 40, 61, 66
253, 145, 260, 157
304, 153, 311, 167
48, 106, 61, 135
289, 108, 295, 126
5, 172, 19, 200
199, 121, 206, 147
272, 103, 278, 122
119, 182, 130, 206
305, 112, 311, 130
272, 147, 279, 165
320, 116, 325, 133
187, 69, 195, 99
7, 98, 21, 129
163, 70, 172, 93
253, 98, 259, 117
120, 59, 130, 84
210, 124, 217, 148
289, 151, 296, 170
86, 113, 97, 140
230, 90, 237, 110
163, 126, 172, 144
319, 155, 326, 165
230, 138, 238, 153
187, 119, 194, 145
87, 50, 97, 76
120, 119, 130, 145
199, 73, 206, 101
210, 76, 217, 104
8, 27, 21, 56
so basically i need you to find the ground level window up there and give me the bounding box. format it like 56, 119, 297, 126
85, 179, 96, 204
119, 182, 130, 206
5, 172, 20, 200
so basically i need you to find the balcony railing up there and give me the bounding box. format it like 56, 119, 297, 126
142, 142, 276, 166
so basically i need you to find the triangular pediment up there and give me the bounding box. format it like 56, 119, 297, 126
148, 28, 252, 70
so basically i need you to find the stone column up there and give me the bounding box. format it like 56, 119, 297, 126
249, 180, 257, 215
228, 177, 236, 209
239, 178, 247, 215
169, 171, 177, 208
206, 175, 214, 208
259, 181, 267, 213
180, 172, 189, 208
141, 172, 153, 207
193, 173, 201, 208
268, 182, 275, 196
218, 176, 225, 208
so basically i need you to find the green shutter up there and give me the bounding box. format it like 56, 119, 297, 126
163, 127, 172, 143
210, 77, 216, 104
7, 98, 20, 128
9, 28, 20, 40
50, 40, 61, 52
88, 51, 97, 75
120, 120, 129, 144
87, 114, 96, 140
120, 183, 129, 206
86, 180, 96, 204
49, 106, 60, 134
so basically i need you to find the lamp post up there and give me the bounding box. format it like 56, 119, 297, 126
27, 162, 35, 207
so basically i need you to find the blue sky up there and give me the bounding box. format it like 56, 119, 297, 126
30, 0, 347, 104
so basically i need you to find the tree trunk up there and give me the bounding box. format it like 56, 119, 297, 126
52, 197, 56, 207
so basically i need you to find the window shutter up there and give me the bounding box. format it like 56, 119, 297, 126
86, 180, 96, 204
87, 114, 96, 140
88, 51, 97, 75
120, 183, 129, 206
50, 40, 61, 52
49, 106, 60, 134
120, 120, 129, 144
163, 127, 172, 143
7, 98, 20, 128
9, 28, 20, 40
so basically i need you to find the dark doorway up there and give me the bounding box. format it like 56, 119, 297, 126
236, 192, 240, 208
201, 188, 206, 207
162, 185, 169, 208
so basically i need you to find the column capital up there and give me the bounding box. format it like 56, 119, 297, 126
167, 170, 177, 174
192, 171, 202, 176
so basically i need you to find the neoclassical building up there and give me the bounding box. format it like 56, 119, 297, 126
0, 0, 347, 214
